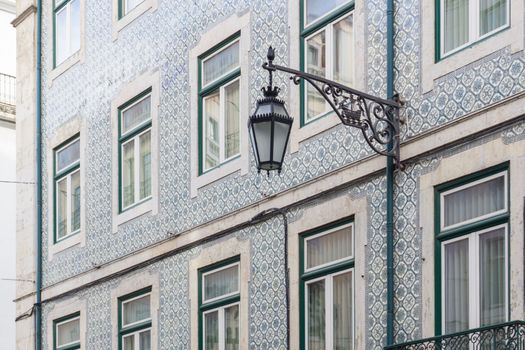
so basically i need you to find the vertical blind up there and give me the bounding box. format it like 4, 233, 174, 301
308, 280, 326, 350
307, 226, 353, 269
333, 271, 353, 350
202, 42, 240, 86
123, 295, 151, 326
204, 264, 239, 301
480, 228, 505, 326
480, 0, 507, 36
443, 0, 469, 53
444, 238, 470, 334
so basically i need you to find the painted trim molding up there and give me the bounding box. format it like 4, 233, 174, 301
46, 298, 87, 349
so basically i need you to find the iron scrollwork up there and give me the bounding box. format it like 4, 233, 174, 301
262, 46, 402, 168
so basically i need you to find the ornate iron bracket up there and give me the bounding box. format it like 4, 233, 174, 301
262, 46, 402, 168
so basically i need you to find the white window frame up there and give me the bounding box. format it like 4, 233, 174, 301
303, 0, 353, 30
439, 171, 508, 231
54, 0, 81, 67
122, 0, 145, 17
200, 39, 240, 89
441, 223, 509, 332
304, 222, 354, 273
304, 268, 355, 350
120, 292, 152, 329
119, 92, 153, 212
202, 77, 241, 172
202, 302, 240, 350
201, 262, 240, 304
55, 315, 81, 349
121, 328, 152, 350
55, 137, 80, 174
440, 0, 510, 58
303, 11, 355, 124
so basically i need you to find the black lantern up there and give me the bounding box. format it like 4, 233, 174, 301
248, 48, 293, 174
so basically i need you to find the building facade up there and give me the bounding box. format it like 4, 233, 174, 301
13, 0, 525, 349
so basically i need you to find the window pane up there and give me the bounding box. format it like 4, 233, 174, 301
305, 0, 350, 25
443, 0, 469, 53
139, 131, 151, 200
123, 294, 151, 326
444, 238, 469, 333
55, 7, 68, 65
56, 139, 80, 173
202, 41, 240, 86
124, 0, 144, 15
333, 271, 353, 350
204, 264, 239, 301
122, 140, 135, 208
122, 95, 151, 135
139, 329, 151, 350
333, 15, 354, 87
306, 30, 326, 122
307, 279, 325, 350
56, 317, 80, 347
480, 0, 507, 35
307, 225, 353, 270
204, 311, 219, 350
225, 305, 240, 350
204, 92, 220, 170
224, 80, 240, 159
70, 170, 81, 232
443, 175, 505, 228
480, 228, 506, 326
57, 177, 68, 240
69, 0, 80, 55
123, 334, 135, 350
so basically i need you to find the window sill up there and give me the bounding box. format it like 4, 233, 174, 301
113, 198, 153, 233
112, 0, 158, 40
48, 229, 83, 260
48, 50, 83, 85
191, 156, 247, 198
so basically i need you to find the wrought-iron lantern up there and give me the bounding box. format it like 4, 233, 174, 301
248, 48, 293, 174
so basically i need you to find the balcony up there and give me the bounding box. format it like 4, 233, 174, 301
385, 321, 525, 350
0, 73, 16, 123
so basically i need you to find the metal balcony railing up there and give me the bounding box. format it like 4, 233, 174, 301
384, 321, 525, 350
0, 73, 16, 107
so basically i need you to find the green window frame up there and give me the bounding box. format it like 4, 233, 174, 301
117, 0, 145, 19
435, 0, 510, 61
434, 162, 510, 336
300, 0, 355, 126
117, 88, 153, 213
299, 217, 355, 350
197, 33, 241, 175
53, 312, 81, 350
53, 135, 81, 244
53, 0, 81, 67
118, 286, 153, 350
198, 256, 240, 350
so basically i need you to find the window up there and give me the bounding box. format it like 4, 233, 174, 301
300, 220, 354, 350
54, 0, 81, 67
301, 0, 354, 124
199, 258, 240, 350
198, 35, 241, 174
54, 136, 81, 243
435, 165, 509, 335
118, 287, 152, 350
439, 0, 510, 58
54, 312, 81, 350
118, 89, 152, 213
118, 0, 145, 18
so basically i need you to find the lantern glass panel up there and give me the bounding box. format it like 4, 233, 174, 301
272, 121, 290, 163
253, 121, 272, 163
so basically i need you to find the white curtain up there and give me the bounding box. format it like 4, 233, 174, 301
205, 311, 219, 350
71, 170, 81, 232
203, 42, 240, 86
57, 177, 68, 239
444, 175, 504, 227
333, 15, 354, 87
307, 226, 353, 269
139, 330, 151, 350
122, 140, 135, 208
204, 92, 220, 170
204, 265, 239, 301
480, 228, 505, 326
57, 139, 80, 172
57, 318, 80, 346
480, 0, 507, 36
224, 80, 240, 159
225, 305, 239, 350
123, 295, 151, 326
139, 131, 151, 200
308, 280, 325, 350
444, 0, 469, 53
444, 238, 469, 334
122, 96, 151, 134
333, 272, 353, 350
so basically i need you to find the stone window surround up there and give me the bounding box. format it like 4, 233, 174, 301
189, 237, 250, 350
112, 0, 158, 40
47, 0, 86, 84
111, 270, 160, 350
288, 194, 367, 349
111, 70, 160, 233
419, 136, 525, 338
47, 117, 87, 260
189, 11, 251, 198
420, 0, 524, 93
287, 0, 367, 154
46, 297, 87, 349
